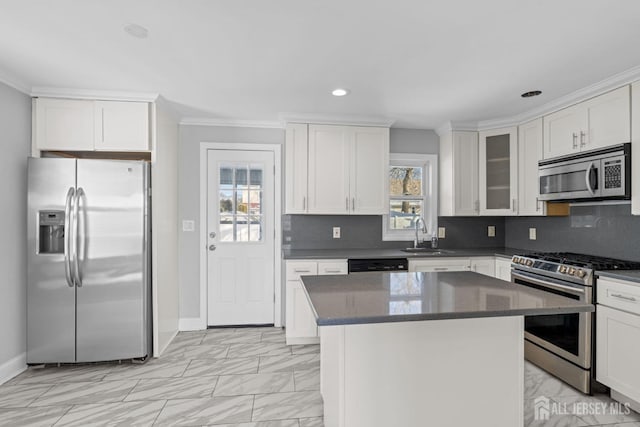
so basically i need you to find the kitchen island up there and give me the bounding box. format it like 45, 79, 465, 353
301, 271, 593, 427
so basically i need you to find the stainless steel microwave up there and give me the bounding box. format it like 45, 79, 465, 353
538, 143, 630, 202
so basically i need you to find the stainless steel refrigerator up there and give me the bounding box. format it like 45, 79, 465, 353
27, 157, 151, 364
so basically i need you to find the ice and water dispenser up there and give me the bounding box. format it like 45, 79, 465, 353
38, 211, 65, 254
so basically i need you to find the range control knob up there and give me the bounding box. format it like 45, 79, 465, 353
568, 267, 576, 275
576, 269, 586, 278
526, 259, 533, 267
513, 257, 520, 264
520, 258, 527, 265
559, 265, 567, 273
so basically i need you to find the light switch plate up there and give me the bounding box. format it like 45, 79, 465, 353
488, 225, 496, 237
333, 227, 341, 239
182, 220, 195, 232
529, 228, 537, 240
438, 227, 446, 239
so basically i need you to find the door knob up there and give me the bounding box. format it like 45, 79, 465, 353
209, 244, 216, 251
209, 232, 216, 239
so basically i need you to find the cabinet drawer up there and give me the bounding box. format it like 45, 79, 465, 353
318, 260, 348, 275
285, 261, 318, 281
598, 278, 640, 315
409, 258, 471, 272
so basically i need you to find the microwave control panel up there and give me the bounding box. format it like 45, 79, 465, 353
604, 159, 622, 189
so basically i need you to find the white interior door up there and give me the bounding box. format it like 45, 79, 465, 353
207, 149, 275, 326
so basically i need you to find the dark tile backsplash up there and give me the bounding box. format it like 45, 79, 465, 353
283, 215, 506, 250
505, 203, 640, 262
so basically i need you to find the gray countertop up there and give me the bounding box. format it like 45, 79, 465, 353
597, 270, 640, 284
301, 271, 594, 326
283, 247, 528, 260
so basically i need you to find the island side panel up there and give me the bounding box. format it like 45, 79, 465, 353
320, 316, 524, 427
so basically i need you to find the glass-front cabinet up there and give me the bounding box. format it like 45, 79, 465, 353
479, 127, 518, 215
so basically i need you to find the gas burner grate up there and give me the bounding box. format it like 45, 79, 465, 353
525, 252, 640, 271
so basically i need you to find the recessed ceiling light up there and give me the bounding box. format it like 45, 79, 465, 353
332, 88, 350, 97
124, 23, 149, 39
521, 90, 542, 98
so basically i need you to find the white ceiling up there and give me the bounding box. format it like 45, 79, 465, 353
1, 0, 640, 129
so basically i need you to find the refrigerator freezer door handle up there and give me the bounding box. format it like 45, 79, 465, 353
64, 187, 75, 287
73, 187, 84, 287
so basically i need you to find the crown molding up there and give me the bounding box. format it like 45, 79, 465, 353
0, 71, 30, 95
180, 117, 283, 129
279, 112, 395, 128
435, 120, 478, 136
31, 87, 159, 102
439, 64, 640, 133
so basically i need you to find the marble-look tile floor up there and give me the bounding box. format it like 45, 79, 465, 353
0, 327, 638, 427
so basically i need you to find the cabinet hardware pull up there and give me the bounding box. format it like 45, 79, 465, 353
611, 293, 637, 302
572, 133, 578, 149
536, 197, 540, 211
294, 269, 311, 273
346, 198, 349, 211
433, 267, 448, 271
352, 198, 355, 211
475, 200, 479, 212
302, 197, 306, 211
580, 131, 586, 147
325, 269, 341, 273
512, 199, 516, 212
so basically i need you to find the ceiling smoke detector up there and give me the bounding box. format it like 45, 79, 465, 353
332, 88, 350, 97
124, 23, 149, 39
521, 90, 542, 98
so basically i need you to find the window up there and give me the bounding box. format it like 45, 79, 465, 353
382, 154, 438, 241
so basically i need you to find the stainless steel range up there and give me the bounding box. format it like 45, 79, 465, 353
511, 252, 640, 394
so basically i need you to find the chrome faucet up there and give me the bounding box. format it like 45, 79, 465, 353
414, 217, 428, 249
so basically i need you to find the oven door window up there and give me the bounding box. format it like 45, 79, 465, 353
515, 277, 581, 357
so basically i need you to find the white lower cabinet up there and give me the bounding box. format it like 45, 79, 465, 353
597, 278, 640, 404
471, 257, 495, 277
409, 258, 472, 272
495, 257, 513, 282
285, 259, 347, 345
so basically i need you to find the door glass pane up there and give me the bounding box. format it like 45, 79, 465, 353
485, 134, 510, 210
389, 167, 423, 196
389, 200, 423, 230
218, 162, 264, 243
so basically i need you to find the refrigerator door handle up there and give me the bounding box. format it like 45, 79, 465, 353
73, 187, 84, 287
64, 187, 75, 287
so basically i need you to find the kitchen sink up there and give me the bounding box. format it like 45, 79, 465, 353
401, 248, 454, 255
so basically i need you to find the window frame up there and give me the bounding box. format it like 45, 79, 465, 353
382, 153, 438, 242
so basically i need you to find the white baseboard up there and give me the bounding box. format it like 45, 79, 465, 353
0, 353, 27, 385
179, 317, 206, 331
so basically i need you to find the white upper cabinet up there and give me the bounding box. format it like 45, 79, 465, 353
543, 86, 630, 158
350, 126, 389, 214
632, 82, 640, 216
286, 123, 389, 215
479, 127, 518, 216
34, 98, 150, 152
517, 118, 545, 216
439, 131, 479, 216
284, 123, 309, 214
94, 101, 149, 151
308, 125, 351, 214
35, 98, 95, 151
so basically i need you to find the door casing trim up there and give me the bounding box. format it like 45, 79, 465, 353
198, 142, 282, 329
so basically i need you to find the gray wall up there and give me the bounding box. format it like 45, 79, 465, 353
505, 204, 640, 261
178, 125, 285, 319
390, 128, 439, 154
0, 82, 31, 379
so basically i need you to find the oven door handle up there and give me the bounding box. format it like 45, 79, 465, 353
511, 271, 586, 297
585, 162, 596, 196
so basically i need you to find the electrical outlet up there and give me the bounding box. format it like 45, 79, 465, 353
438, 227, 446, 239
529, 228, 537, 240
333, 227, 341, 239
182, 220, 195, 232
488, 225, 496, 237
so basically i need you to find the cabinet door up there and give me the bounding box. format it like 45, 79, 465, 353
543, 104, 584, 158
584, 86, 631, 151
94, 101, 149, 151
494, 258, 512, 281
453, 132, 480, 215
518, 118, 545, 216
479, 127, 518, 216
471, 257, 495, 277
409, 258, 471, 272
308, 125, 350, 214
633, 82, 640, 216
35, 98, 95, 151
285, 280, 319, 343
350, 127, 389, 214
596, 305, 640, 402
285, 123, 309, 214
